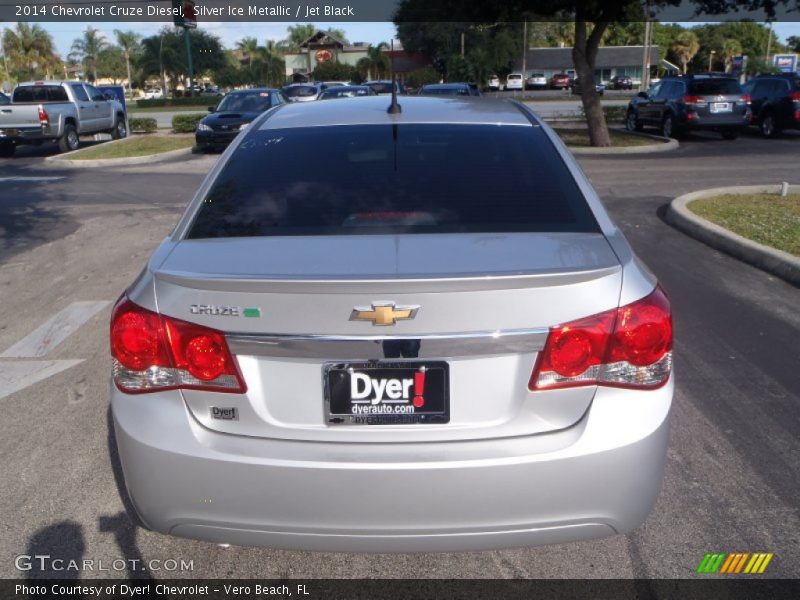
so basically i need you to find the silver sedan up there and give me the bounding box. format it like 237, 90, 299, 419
110, 95, 673, 552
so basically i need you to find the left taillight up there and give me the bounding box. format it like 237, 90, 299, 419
529, 286, 672, 391
110, 296, 246, 394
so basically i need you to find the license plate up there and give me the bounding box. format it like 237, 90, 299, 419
325, 362, 449, 425
710, 102, 731, 113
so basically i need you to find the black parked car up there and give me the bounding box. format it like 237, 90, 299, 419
744, 73, 800, 137
419, 83, 481, 96
570, 78, 605, 96
626, 74, 751, 139
195, 88, 286, 152
610, 75, 633, 90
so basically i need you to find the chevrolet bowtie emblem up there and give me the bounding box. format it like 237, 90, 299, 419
350, 302, 419, 326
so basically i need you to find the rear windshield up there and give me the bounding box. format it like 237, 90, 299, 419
187, 124, 598, 239
217, 92, 271, 112
13, 85, 69, 102
420, 87, 468, 96
321, 87, 371, 98
688, 79, 742, 95
283, 86, 318, 98
367, 83, 394, 94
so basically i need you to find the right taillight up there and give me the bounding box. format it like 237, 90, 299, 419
110, 296, 246, 394
530, 286, 672, 391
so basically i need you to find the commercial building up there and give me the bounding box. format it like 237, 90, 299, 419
514, 46, 677, 85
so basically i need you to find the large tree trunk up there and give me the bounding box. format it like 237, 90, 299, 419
573, 18, 611, 147
125, 54, 132, 96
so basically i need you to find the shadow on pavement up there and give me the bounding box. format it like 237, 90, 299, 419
24, 521, 85, 580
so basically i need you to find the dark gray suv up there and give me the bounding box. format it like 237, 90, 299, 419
626, 75, 751, 139
744, 74, 800, 137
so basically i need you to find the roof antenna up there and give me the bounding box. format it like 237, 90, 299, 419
387, 39, 401, 114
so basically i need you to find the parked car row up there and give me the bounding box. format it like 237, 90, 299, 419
487, 72, 628, 92
626, 73, 799, 140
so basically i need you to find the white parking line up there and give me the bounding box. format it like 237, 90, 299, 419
0, 360, 84, 401
1, 301, 110, 358
0, 176, 66, 183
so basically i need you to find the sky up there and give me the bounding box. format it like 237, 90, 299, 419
2, 21, 798, 60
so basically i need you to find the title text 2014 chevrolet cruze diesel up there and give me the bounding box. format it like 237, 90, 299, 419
110, 96, 673, 552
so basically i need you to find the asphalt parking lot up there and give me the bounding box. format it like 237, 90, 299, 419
0, 129, 798, 580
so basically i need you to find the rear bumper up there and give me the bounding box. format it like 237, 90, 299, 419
111, 377, 672, 552
679, 112, 750, 129
0, 125, 55, 144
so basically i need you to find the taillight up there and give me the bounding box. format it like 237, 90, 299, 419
741, 94, 751, 105
530, 286, 672, 391
682, 95, 706, 107
38, 105, 49, 126
110, 296, 246, 394
790, 92, 800, 102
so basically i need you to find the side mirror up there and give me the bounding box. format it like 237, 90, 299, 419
208, 106, 216, 113
637, 91, 649, 99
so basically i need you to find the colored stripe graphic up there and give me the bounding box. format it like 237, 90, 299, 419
699, 552, 773, 575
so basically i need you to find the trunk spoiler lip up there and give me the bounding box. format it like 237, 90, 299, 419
153, 264, 621, 293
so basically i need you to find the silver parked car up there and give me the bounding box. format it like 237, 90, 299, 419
111, 96, 673, 552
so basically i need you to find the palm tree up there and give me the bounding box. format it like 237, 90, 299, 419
672, 31, 700, 74
236, 37, 260, 82
2, 23, 61, 81
356, 43, 390, 80
281, 24, 317, 52
721, 38, 743, 73
69, 27, 108, 82
114, 30, 141, 96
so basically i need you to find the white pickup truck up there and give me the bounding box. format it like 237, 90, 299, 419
0, 80, 127, 157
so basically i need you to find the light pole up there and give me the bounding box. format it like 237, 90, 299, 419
708, 49, 716, 72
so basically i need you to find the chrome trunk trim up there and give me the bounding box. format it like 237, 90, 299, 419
226, 329, 548, 359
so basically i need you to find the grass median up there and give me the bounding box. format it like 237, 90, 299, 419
66, 135, 194, 160
688, 193, 800, 257
553, 127, 658, 147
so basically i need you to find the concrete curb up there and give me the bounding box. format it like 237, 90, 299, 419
665, 185, 800, 286
44, 137, 193, 167
569, 128, 679, 155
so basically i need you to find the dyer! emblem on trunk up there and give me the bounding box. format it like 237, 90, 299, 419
350, 302, 419, 326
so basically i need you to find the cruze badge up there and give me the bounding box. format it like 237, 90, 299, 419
190, 305, 261, 317
350, 302, 419, 326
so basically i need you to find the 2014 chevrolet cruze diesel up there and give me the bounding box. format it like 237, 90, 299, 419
110, 96, 673, 552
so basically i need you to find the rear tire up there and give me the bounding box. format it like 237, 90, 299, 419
0, 141, 15, 157
760, 114, 780, 138
58, 124, 80, 153
626, 110, 643, 132
110, 116, 127, 140
661, 114, 675, 139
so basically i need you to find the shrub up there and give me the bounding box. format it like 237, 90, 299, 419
172, 113, 205, 133
405, 68, 440, 90
128, 117, 158, 133
136, 96, 216, 108
578, 104, 628, 123
312, 61, 358, 83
